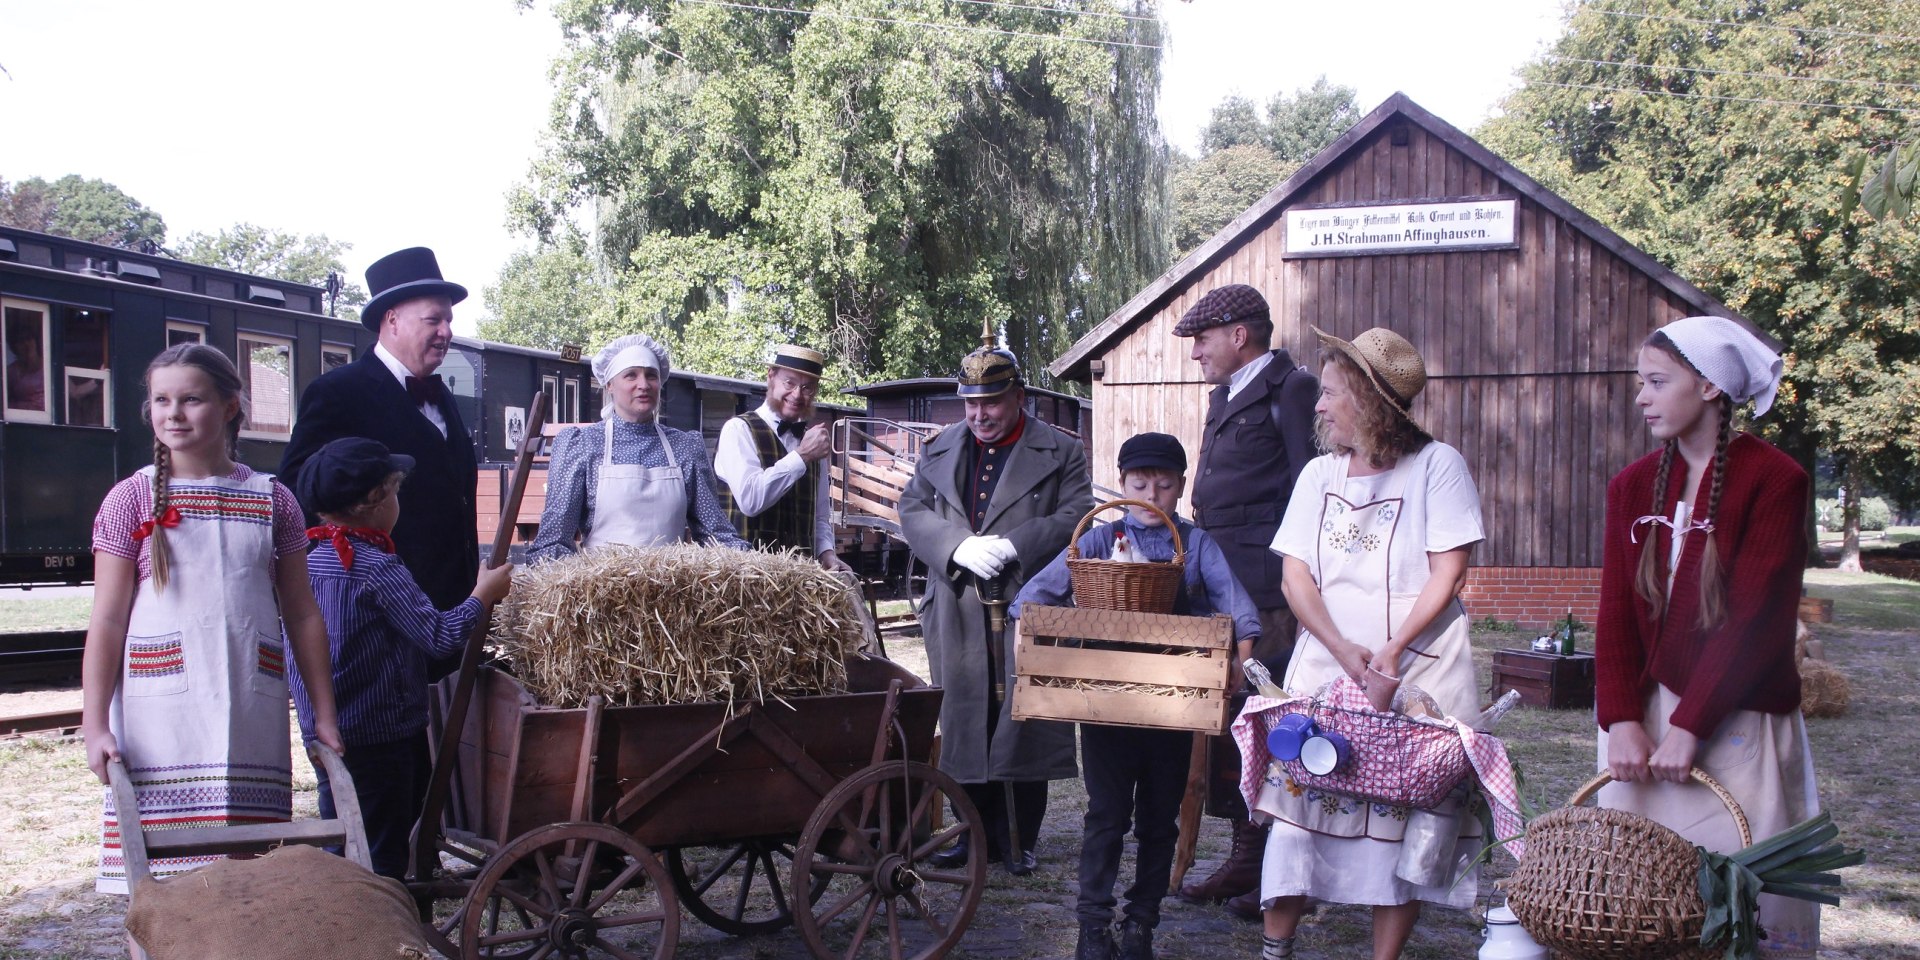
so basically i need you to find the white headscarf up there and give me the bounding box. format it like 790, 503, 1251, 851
1658, 316, 1784, 417
592, 334, 672, 419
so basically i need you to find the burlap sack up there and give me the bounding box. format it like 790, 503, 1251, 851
126, 844, 428, 960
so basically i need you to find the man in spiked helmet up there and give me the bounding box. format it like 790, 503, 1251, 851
900, 320, 1093, 875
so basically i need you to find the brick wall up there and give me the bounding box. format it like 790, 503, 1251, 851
1460, 566, 1602, 630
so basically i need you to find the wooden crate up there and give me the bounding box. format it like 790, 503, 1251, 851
1012, 604, 1234, 734
1799, 595, 1834, 623
1490, 648, 1596, 710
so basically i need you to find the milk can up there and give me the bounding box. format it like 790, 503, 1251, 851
1479, 903, 1548, 960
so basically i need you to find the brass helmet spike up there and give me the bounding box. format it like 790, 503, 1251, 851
957, 316, 1021, 398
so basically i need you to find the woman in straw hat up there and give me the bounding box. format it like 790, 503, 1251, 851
1250, 327, 1486, 960
1595, 317, 1819, 957
529, 334, 750, 559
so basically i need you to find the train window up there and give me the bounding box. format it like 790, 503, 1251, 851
562, 378, 581, 423
542, 374, 560, 419
2, 298, 52, 423
320, 343, 353, 373
60, 307, 111, 427
165, 320, 205, 347
237, 332, 294, 439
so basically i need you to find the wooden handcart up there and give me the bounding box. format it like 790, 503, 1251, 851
414, 657, 984, 960
406, 393, 986, 960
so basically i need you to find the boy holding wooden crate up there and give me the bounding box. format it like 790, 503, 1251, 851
1011, 432, 1262, 960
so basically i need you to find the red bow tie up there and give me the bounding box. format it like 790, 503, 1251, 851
307, 525, 396, 571
132, 507, 182, 541
406, 374, 444, 406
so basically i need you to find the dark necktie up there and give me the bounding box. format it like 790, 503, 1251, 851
777, 419, 805, 440
406, 374, 444, 406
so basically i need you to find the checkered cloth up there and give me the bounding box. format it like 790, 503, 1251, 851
1231, 690, 1527, 859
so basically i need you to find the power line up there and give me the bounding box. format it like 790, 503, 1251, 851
1591, 8, 1920, 45
946, 0, 1159, 24
1535, 79, 1920, 116
675, 0, 1162, 50
1545, 54, 1920, 94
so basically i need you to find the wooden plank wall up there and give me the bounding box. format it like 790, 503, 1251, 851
1092, 121, 1699, 568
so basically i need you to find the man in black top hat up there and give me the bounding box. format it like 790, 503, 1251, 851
898, 320, 1092, 876
1171, 283, 1319, 918
282, 246, 479, 681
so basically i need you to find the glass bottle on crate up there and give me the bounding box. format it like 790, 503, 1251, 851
1559, 610, 1577, 656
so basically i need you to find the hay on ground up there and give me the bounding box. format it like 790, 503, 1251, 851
489, 545, 864, 707
1800, 658, 1851, 718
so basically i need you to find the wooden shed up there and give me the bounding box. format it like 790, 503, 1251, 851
1048, 92, 1776, 629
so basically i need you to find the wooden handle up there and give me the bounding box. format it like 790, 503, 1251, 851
1067, 499, 1185, 562
1566, 767, 1751, 847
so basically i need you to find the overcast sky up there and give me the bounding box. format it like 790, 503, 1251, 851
3, 1, 1564, 335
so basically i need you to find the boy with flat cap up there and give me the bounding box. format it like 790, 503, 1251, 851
715, 344, 849, 570
1012, 432, 1260, 960
290, 437, 514, 880
1172, 283, 1319, 917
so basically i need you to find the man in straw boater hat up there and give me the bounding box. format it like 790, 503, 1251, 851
1170, 283, 1319, 920
899, 319, 1093, 876
283, 246, 478, 680
714, 344, 851, 571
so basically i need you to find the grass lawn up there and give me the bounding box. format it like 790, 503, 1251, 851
2, 571, 1915, 958
1817, 524, 1919, 547
0, 595, 91, 634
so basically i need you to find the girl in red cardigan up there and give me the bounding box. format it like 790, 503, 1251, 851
1596, 316, 1819, 958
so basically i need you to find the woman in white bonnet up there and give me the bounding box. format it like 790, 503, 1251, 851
1594, 316, 1821, 958
529, 334, 750, 559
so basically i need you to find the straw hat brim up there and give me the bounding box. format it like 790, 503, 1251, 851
1310, 325, 1424, 426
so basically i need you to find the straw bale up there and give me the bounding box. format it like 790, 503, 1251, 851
1799, 658, 1851, 718
489, 545, 863, 707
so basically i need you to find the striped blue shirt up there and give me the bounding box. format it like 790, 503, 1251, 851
291, 536, 483, 746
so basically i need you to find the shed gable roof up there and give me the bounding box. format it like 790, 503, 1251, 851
1048, 91, 1768, 381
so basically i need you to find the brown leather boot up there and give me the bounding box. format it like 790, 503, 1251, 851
1176, 819, 1266, 903
1224, 888, 1262, 921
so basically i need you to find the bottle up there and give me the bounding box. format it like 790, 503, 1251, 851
1559, 610, 1577, 656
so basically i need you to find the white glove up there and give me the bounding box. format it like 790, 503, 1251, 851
983, 537, 1018, 567
952, 535, 1010, 580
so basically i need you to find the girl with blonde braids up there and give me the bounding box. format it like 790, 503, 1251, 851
1596, 317, 1821, 958
81, 343, 342, 900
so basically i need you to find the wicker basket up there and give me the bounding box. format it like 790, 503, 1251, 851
1501, 769, 1751, 960
1065, 499, 1186, 613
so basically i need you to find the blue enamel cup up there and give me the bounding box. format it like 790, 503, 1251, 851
1266, 712, 1317, 762
1299, 729, 1352, 776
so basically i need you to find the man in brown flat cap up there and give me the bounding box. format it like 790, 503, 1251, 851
1172, 283, 1319, 919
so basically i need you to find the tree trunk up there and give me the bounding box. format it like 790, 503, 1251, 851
1838, 459, 1864, 573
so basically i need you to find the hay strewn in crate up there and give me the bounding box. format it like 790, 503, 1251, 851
490, 545, 863, 707
1031, 648, 1211, 699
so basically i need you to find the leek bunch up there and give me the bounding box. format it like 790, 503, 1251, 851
1697, 811, 1864, 960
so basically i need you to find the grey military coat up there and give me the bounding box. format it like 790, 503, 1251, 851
898, 418, 1094, 783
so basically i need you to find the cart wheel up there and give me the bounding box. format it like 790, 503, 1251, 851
666, 838, 827, 935
456, 822, 679, 960
792, 761, 986, 960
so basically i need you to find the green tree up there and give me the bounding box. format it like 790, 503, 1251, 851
503, 0, 1171, 389
1480, 0, 1920, 569
175, 223, 368, 320
477, 233, 622, 352
1170, 144, 1289, 255
1198, 95, 1266, 152
0, 174, 167, 249
1265, 76, 1360, 164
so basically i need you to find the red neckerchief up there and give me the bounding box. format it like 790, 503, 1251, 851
132, 507, 182, 541
306, 525, 396, 571
973, 413, 1027, 449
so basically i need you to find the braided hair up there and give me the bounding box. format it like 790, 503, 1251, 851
140, 344, 249, 592
1631, 333, 1736, 630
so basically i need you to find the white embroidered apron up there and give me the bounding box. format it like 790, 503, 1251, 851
99, 467, 292, 893
581, 418, 688, 550
1258, 452, 1481, 908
